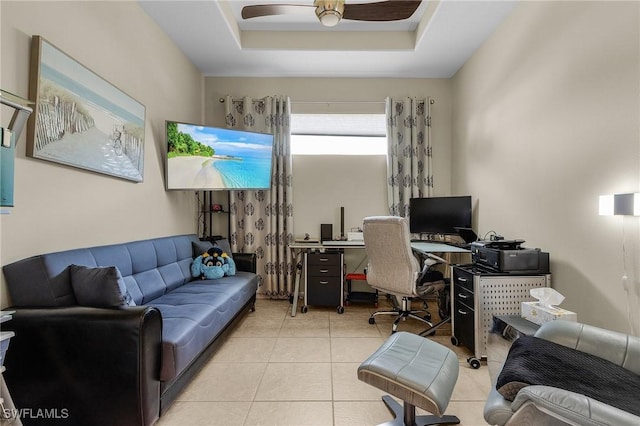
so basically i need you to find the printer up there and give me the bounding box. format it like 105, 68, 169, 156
471, 239, 549, 274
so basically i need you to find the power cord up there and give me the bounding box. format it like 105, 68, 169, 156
622, 216, 639, 336
482, 230, 504, 241
351, 254, 368, 274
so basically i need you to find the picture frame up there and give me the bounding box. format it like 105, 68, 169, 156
27, 35, 145, 182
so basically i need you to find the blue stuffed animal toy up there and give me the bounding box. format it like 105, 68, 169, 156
191, 246, 236, 280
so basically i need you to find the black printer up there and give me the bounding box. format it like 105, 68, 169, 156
470, 239, 549, 274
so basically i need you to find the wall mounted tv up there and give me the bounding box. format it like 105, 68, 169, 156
409, 196, 472, 235
165, 121, 274, 190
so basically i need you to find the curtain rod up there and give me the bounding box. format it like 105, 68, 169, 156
292, 100, 385, 105
218, 98, 435, 105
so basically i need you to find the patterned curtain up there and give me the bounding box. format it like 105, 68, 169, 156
224, 95, 294, 298
385, 97, 433, 217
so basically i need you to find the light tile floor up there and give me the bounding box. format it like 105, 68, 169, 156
157, 297, 491, 426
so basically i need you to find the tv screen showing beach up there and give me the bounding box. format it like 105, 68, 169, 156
166, 121, 274, 190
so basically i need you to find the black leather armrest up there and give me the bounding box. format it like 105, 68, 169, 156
233, 252, 257, 273
3, 306, 162, 426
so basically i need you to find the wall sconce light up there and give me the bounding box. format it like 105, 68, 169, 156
599, 193, 640, 216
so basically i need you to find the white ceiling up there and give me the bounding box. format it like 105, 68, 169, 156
138, 0, 518, 78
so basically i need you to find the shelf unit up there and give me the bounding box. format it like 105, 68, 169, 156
199, 190, 230, 241
1, 311, 21, 425
1, 90, 33, 210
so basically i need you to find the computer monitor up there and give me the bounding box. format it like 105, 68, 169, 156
409, 196, 472, 235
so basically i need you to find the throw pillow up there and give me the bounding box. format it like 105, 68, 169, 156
192, 239, 234, 260
213, 239, 233, 260
192, 240, 214, 258
69, 264, 136, 308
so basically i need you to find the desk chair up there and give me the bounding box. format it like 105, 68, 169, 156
363, 216, 450, 335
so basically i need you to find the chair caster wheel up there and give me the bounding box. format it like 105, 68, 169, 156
337, 306, 344, 314
368, 317, 375, 325
451, 336, 459, 346
423, 313, 432, 321
301, 305, 308, 313
467, 357, 481, 369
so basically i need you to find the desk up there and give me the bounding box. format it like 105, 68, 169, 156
410, 242, 470, 254
410, 242, 471, 266
288, 241, 470, 317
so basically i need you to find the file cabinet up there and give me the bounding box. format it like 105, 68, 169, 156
303, 251, 344, 314
450, 265, 550, 368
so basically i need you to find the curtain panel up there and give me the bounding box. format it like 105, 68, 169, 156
385, 97, 434, 217
224, 95, 294, 298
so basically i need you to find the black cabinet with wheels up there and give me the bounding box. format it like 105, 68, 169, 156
450, 265, 551, 369
303, 251, 344, 314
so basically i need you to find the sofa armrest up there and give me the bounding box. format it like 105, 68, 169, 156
534, 320, 640, 375
233, 252, 256, 273
3, 306, 162, 426
510, 385, 640, 426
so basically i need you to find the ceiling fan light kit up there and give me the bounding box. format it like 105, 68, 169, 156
314, 0, 345, 27
241, 0, 422, 26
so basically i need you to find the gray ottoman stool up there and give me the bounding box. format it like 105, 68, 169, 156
358, 332, 460, 426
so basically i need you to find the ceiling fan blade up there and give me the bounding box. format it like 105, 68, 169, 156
342, 0, 422, 22
241, 4, 316, 20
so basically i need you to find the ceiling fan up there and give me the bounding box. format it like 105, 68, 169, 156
241, 0, 422, 28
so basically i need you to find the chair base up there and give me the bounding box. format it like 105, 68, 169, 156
378, 395, 460, 426
418, 316, 451, 337
370, 296, 433, 333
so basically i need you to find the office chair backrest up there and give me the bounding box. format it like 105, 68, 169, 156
363, 216, 420, 297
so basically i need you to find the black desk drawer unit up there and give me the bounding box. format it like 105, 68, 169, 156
452, 267, 476, 366
450, 265, 551, 369
303, 251, 344, 314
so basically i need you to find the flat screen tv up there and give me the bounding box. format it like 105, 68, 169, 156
409, 196, 472, 235
165, 121, 274, 190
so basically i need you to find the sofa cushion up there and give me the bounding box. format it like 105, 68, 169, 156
4, 234, 200, 308
69, 265, 136, 308
149, 271, 258, 380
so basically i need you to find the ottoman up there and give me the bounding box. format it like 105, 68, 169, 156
358, 332, 460, 426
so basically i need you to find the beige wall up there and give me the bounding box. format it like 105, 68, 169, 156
4, 1, 637, 334
204, 77, 453, 239
452, 1, 640, 333
0, 1, 203, 307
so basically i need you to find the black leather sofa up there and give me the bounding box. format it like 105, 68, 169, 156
2, 234, 257, 426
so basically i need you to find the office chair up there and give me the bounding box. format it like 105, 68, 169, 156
363, 216, 451, 335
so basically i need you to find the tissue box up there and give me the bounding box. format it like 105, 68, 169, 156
521, 302, 577, 325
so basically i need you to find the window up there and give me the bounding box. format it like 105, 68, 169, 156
291, 114, 386, 155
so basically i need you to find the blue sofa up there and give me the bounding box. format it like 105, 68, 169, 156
2, 234, 258, 426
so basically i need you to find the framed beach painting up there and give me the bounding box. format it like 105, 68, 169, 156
26, 36, 145, 182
